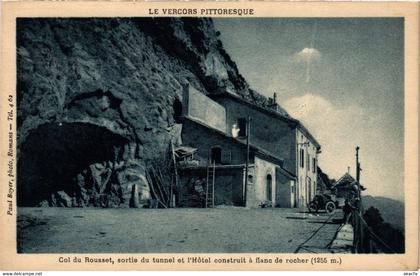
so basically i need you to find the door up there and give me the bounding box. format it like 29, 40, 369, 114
266, 174, 272, 202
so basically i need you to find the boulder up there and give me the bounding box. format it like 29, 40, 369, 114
55, 191, 72, 207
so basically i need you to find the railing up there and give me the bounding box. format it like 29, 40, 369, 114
351, 206, 396, 253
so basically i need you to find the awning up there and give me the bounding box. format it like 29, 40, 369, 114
174, 146, 197, 158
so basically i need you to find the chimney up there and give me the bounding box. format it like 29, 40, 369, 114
268, 92, 279, 112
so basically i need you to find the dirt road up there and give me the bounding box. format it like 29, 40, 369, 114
17, 207, 342, 253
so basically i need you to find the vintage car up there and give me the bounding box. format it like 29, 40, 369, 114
308, 194, 337, 213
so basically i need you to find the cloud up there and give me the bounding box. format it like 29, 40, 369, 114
283, 94, 331, 119
293, 47, 321, 63
283, 94, 404, 201
292, 48, 322, 83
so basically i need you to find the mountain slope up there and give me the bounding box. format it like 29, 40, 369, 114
362, 195, 404, 230
16, 18, 281, 207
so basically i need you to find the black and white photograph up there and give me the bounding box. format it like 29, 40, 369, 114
14, 16, 406, 255
1, 2, 419, 272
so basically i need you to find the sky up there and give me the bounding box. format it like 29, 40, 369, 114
214, 18, 404, 201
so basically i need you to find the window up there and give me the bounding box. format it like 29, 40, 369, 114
307, 153, 310, 171
237, 118, 247, 137
266, 174, 272, 201
300, 148, 304, 168
210, 147, 222, 164
312, 158, 316, 173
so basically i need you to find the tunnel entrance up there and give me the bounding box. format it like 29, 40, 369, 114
17, 122, 129, 207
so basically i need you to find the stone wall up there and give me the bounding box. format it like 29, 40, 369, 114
182, 84, 226, 133
276, 168, 295, 208
296, 129, 318, 207
252, 156, 277, 207
178, 167, 245, 207
215, 97, 297, 173
181, 117, 247, 166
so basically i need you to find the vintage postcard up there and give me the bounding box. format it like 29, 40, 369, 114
0, 1, 418, 272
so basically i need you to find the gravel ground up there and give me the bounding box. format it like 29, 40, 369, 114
17, 207, 342, 253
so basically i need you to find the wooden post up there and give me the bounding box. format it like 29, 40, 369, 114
150, 167, 166, 205
170, 140, 178, 208
145, 169, 158, 208
212, 161, 215, 207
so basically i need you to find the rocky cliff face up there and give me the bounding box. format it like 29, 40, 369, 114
16, 18, 267, 207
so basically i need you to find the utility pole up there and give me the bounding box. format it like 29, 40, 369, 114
354, 146, 363, 252
244, 115, 251, 207
356, 146, 360, 184
355, 146, 362, 211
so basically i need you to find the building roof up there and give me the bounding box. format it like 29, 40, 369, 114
182, 115, 296, 180
332, 172, 366, 190
179, 164, 252, 170
209, 91, 321, 150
